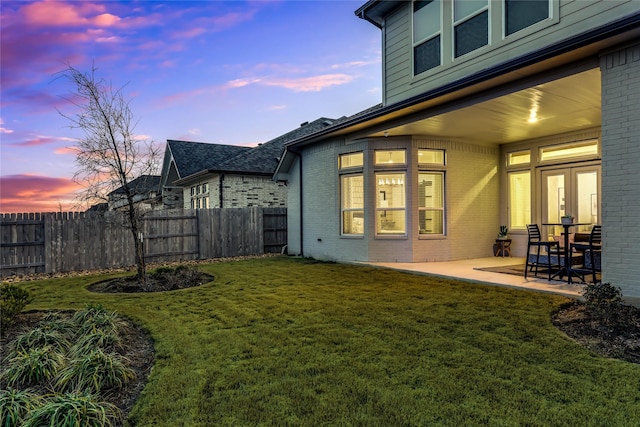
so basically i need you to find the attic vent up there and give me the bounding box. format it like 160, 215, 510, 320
300, 121, 309, 127
322, 120, 333, 126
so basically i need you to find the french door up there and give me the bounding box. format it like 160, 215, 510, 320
541, 165, 600, 237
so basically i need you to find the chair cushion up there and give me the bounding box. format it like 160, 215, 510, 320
584, 250, 602, 270
528, 254, 583, 266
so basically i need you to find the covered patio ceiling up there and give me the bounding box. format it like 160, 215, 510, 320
366, 68, 601, 146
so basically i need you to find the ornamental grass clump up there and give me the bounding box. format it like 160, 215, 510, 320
3, 347, 65, 387
72, 304, 124, 337
68, 329, 122, 357
22, 392, 121, 427
0, 387, 41, 427
1, 303, 136, 426
12, 327, 70, 353
56, 348, 135, 394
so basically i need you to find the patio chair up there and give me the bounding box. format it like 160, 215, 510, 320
569, 225, 602, 284
525, 224, 561, 280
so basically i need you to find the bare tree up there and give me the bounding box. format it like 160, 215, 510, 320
58, 65, 159, 287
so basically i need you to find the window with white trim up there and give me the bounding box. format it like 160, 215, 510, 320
413, 0, 441, 75
508, 170, 531, 230
453, 0, 488, 58
504, 0, 549, 36
341, 175, 364, 235
339, 152, 364, 235
376, 172, 406, 235
190, 183, 210, 210
418, 172, 445, 235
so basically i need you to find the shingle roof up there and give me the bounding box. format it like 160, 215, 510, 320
109, 175, 161, 195
216, 118, 338, 174
167, 140, 251, 178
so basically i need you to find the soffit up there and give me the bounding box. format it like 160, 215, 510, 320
368, 68, 601, 146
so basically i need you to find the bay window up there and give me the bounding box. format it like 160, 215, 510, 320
418, 172, 445, 235
376, 173, 406, 235
341, 175, 364, 235
339, 152, 364, 235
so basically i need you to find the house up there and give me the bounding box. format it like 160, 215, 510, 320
159, 118, 337, 209
274, 1, 640, 299
159, 141, 250, 209
107, 174, 161, 211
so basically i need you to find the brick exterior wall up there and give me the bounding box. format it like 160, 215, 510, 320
221, 175, 287, 208
181, 174, 287, 209
600, 41, 640, 299
296, 137, 499, 263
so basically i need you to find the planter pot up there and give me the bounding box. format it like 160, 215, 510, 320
561, 217, 574, 225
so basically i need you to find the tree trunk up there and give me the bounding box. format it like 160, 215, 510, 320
127, 197, 146, 287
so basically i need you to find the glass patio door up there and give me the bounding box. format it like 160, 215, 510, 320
541, 165, 600, 238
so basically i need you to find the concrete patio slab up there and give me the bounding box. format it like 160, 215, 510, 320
359, 257, 585, 299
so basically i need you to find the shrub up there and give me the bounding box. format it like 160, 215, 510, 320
56, 349, 135, 394
3, 347, 64, 387
23, 392, 120, 427
583, 282, 624, 325
0, 284, 33, 335
0, 387, 41, 427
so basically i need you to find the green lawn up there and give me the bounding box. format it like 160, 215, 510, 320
14, 256, 640, 426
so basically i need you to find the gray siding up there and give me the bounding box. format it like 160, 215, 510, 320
600, 41, 640, 300
384, 0, 637, 105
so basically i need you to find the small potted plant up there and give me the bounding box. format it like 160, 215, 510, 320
561, 214, 574, 224
498, 225, 508, 239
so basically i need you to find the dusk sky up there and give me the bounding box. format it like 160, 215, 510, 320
0, 0, 381, 213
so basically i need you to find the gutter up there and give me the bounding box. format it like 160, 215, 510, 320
283, 11, 640, 150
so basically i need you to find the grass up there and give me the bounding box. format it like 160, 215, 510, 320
12, 256, 640, 426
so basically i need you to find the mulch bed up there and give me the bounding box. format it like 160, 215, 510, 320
553, 301, 640, 364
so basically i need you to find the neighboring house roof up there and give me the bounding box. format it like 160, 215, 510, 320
215, 117, 338, 175
108, 175, 161, 196
166, 140, 251, 179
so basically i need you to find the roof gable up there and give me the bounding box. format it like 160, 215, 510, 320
167, 140, 251, 178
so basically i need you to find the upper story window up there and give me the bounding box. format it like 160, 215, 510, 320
453, 0, 489, 58
505, 0, 550, 36
375, 150, 406, 165
413, 0, 441, 75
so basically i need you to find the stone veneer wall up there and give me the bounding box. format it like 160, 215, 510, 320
221, 175, 287, 208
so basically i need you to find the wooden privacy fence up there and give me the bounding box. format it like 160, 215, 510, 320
0, 208, 287, 277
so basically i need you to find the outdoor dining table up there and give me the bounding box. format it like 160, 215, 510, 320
542, 222, 591, 283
